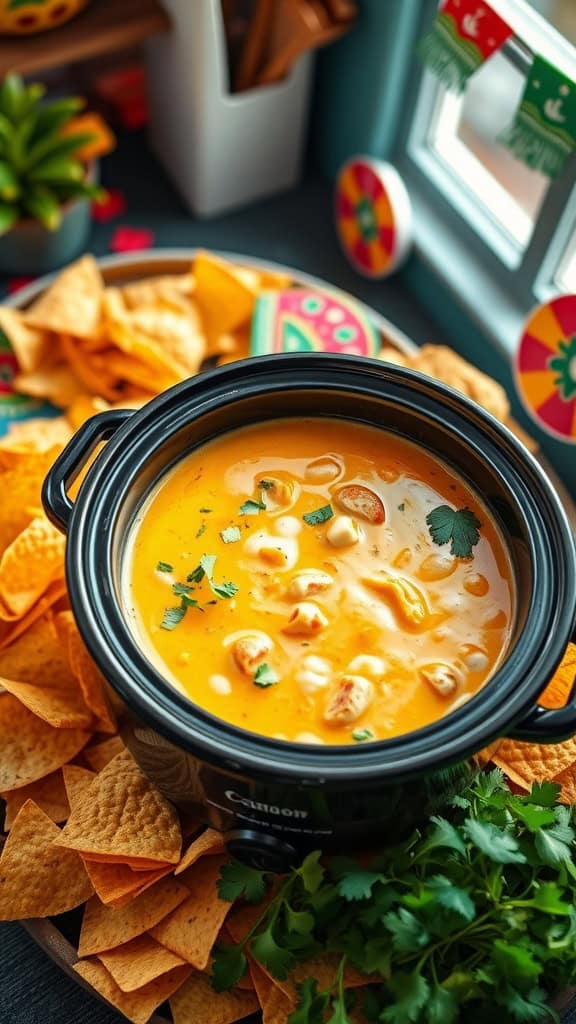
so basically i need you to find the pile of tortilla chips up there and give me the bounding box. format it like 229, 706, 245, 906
0, 251, 575, 1024
0, 251, 292, 410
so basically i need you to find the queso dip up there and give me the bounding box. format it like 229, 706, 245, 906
125, 419, 513, 745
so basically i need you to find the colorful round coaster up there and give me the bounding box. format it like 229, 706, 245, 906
515, 295, 576, 443
334, 157, 412, 279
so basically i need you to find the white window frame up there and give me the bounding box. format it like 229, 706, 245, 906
396, 0, 576, 357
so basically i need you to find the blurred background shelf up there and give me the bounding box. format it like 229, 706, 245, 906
0, 0, 170, 76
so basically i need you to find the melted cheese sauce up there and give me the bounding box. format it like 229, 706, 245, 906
125, 419, 514, 745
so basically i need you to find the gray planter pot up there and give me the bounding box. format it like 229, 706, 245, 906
0, 193, 92, 275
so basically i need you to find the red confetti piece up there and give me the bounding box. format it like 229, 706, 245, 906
110, 226, 154, 253
92, 189, 127, 223
7, 276, 35, 294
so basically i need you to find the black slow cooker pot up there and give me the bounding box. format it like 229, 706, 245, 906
42, 355, 576, 872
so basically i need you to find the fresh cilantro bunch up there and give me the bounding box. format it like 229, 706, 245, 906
213, 771, 576, 1023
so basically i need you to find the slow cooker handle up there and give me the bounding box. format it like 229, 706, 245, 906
42, 409, 134, 533
507, 658, 576, 743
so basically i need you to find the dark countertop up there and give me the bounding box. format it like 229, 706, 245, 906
1, 131, 574, 1024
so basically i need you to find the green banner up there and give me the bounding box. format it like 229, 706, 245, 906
500, 55, 576, 178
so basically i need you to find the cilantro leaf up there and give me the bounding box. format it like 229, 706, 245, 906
426, 505, 481, 559
252, 926, 295, 979
426, 875, 476, 921
253, 663, 278, 688
352, 728, 374, 743
289, 979, 329, 1024
217, 861, 268, 904
160, 605, 187, 630
531, 882, 572, 916
156, 561, 173, 572
527, 781, 561, 807
463, 819, 527, 864
337, 869, 386, 902
172, 582, 193, 596
417, 816, 466, 857
199, 507, 212, 513
187, 563, 205, 584
180, 594, 203, 611
383, 908, 429, 953
200, 553, 217, 578
285, 905, 315, 936
425, 986, 458, 1024
492, 941, 542, 984
220, 526, 241, 544
495, 985, 551, 1022
535, 825, 574, 868
382, 971, 430, 1023
303, 504, 334, 526
240, 498, 266, 515
298, 850, 324, 893
211, 579, 239, 600
260, 479, 275, 490
196, 522, 207, 538
211, 944, 247, 992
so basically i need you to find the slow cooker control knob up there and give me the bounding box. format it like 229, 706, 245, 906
225, 830, 298, 873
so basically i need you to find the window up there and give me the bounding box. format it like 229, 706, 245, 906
397, 0, 576, 355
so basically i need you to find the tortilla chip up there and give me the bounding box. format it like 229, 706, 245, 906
0, 693, 90, 791
66, 395, 112, 430
150, 855, 231, 969
194, 251, 256, 339
252, 267, 292, 291
538, 645, 576, 709
0, 420, 71, 471
78, 876, 190, 955
493, 736, 576, 789
0, 307, 52, 373
0, 800, 93, 918
62, 761, 95, 799
83, 860, 173, 908
83, 735, 126, 771
170, 968, 259, 1024
408, 346, 510, 423
0, 580, 67, 650
1, 769, 69, 829
98, 933, 187, 992
0, 516, 65, 617
59, 335, 126, 402
55, 611, 116, 733
13, 363, 85, 408
0, 452, 62, 552
55, 749, 182, 865
553, 764, 576, 804
25, 254, 103, 338
121, 275, 196, 315
74, 959, 191, 1024
175, 828, 225, 874
113, 308, 205, 376
249, 960, 296, 1024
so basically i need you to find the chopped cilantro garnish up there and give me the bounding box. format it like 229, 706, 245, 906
187, 563, 206, 584
426, 505, 482, 559
352, 728, 375, 743
172, 582, 193, 597
200, 554, 217, 578
156, 561, 173, 573
253, 663, 278, 688
160, 605, 186, 630
196, 522, 207, 538
181, 594, 203, 612
302, 504, 334, 526
220, 526, 241, 544
212, 579, 239, 599
199, 507, 212, 513
240, 498, 266, 515
259, 479, 275, 490
397, 503, 405, 512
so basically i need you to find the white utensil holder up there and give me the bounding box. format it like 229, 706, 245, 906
145, 0, 314, 218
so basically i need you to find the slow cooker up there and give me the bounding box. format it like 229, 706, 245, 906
42, 354, 576, 872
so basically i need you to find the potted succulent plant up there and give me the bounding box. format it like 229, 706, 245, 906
0, 73, 115, 274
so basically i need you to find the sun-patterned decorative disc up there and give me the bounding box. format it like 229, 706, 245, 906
334, 157, 412, 279
515, 295, 576, 443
